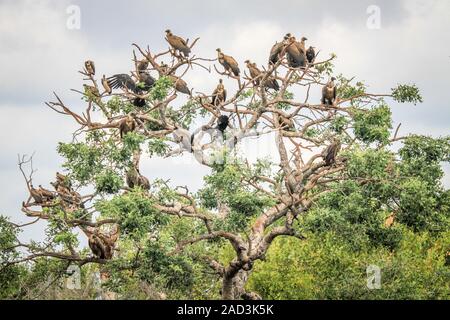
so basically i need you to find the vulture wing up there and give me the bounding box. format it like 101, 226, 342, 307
107, 74, 137, 93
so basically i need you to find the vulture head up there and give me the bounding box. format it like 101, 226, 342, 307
301, 37, 308, 41
284, 33, 292, 39
165, 29, 172, 35
331, 77, 337, 82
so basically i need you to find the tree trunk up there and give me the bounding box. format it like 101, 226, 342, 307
221, 270, 250, 300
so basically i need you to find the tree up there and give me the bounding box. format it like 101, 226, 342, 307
1, 33, 448, 300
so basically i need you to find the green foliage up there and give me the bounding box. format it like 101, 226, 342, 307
337, 75, 367, 101
96, 189, 168, 239
247, 230, 450, 299
392, 84, 423, 105
95, 169, 123, 194
150, 76, 173, 101
353, 103, 392, 144
148, 138, 171, 157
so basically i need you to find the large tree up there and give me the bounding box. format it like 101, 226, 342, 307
1, 33, 448, 300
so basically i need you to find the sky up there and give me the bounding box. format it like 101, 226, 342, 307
0, 0, 449, 243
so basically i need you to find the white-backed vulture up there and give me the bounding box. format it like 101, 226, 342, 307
323, 140, 341, 166
212, 79, 227, 106
216, 48, 240, 77
165, 30, 191, 57
321, 77, 337, 106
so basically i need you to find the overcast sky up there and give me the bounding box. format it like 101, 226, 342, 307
0, 0, 449, 242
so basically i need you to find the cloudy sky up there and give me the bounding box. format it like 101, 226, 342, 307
0, 0, 449, 242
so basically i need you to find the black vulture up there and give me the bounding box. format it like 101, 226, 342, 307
216, 115, 229, 133
306, 46, 316, 64
217, 48, 240, 77
107, 74, 138, 93
165, 30, 191, 57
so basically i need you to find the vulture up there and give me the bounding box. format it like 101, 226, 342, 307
269, 34, 291, 65
245, 60, 262, 85
84, 60, 95, 76
306, 46, 316, 65
107, 74, 138, 93
278, 116, 295, 132
323, 140, 341, 166
296, 37, 308, 54
216, 115, 230, 133
83, 84, 100, 98
133, 98, 146, 108
101, 75, 112, 95
56, 172, 71, 189
88, 233, 108, 259
138, 71, 156, 91
165, 29, 191, 58
245, 60, 279, 91
286, 37, 306, 68
216, 48, 240, 77
119, 114, 136, 139
168, 75, 190, 95
38, 185, 55, 201
29, 185, 43, 204
211, 79, 227, 106
137, 59, 149, 71
321, 77, 337, 106
126, 167, 150, 190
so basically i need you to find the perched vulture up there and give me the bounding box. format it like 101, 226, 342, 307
296, 37, 308, 54
216, 115, 229, 133
83, 84, 100, 98
323, 140, 341, 166
211, 79, 227, 106
38, 185, 55, 201
165, 29, 191, 57
384, 213, 396, 228
306, 46, 316, 65
321, 77, 337, 106
269, 33, 291, 65
168, 75, 190, 95
245, 60, 262, 85
101, 75, 112, 95
216, 48, 240, 77
107, 74, 138, 93
286, 37, 306, 68
88, 233, 108, 259
119, 114, 136, 139
84, 60, 95, 76
138, 71, 156, 91
278, 116, 295, 132
126, 167, 150, 190
264, 74, 280, 91
133, 98, 146, 108
29, 185, 43, 204
56, 172, 71, 189
137, 59, 149, 71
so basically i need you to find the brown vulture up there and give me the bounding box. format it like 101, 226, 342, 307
245, 60, 262, 85
216, 115, 229, 133
126, 167, 150, 190
286, 37, 306, 68
269, 33, 291, 65
88, 233, 108, 259
321, 77, 337, 106
137, 59, 149, 71
168, 75, 190, 95
101, 75, 112, 95
323, 140, 341, 166
296, 37, 308, 54
278, 116, 295, 132
84, 60, 95, 76
107, 74, 138, 93
165, 30, 191, 57
211, 79, 227, 106
38, 185, 55, 201
216, 48, 240, 77
29, 185, 43, 204
263, 73, 280, 91
306, 46, 316, 65
138, 71, 156, 91
119, 114, 136, 139
56, 172, 71, 189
